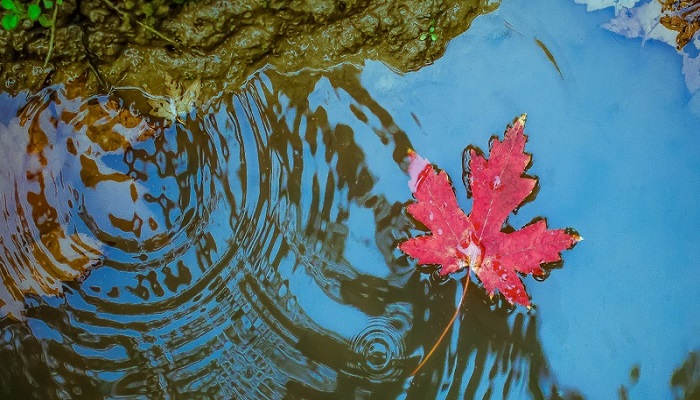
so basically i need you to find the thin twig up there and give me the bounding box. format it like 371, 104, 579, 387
43, 3, 59, 68
411, 277, 469, 376
79, 21, 110, 92
87, 60, 108, 92
98, 0, 185, 51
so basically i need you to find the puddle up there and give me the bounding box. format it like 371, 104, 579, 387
0, 0, 699, 398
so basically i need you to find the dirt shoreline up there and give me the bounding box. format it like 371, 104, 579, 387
1, 0, 494, 101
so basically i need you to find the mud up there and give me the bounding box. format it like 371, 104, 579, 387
1, 0, 495, 100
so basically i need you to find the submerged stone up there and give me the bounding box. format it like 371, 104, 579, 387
0, 0, 496, 101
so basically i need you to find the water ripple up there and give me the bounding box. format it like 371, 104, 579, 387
0, 66, 562, 398
349, 317, 408, 382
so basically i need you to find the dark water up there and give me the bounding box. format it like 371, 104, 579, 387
0, 65, 551, 398
1, 0, 699, 399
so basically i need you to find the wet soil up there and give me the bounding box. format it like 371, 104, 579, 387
1, 0, 494, 100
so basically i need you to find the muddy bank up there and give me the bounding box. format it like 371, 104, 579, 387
1, 0, 495, 101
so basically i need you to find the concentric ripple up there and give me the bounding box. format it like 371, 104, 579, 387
0, 66, 420, 399
350, 317, 407, 382
0, 65, 560, 399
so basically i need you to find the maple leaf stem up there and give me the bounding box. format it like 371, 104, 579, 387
410, 277, 469, 377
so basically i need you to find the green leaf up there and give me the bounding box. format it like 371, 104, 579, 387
430, 33, 438, 41
38, 13, 51, 27
419, 32, 427, 41
1, 0, 17, 11
56, 0, 62, 5
43, 0, 54, 8
28, 3, 41, 20
1, 13, 18, 30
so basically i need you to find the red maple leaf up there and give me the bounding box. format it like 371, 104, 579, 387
399, 115, 579, 306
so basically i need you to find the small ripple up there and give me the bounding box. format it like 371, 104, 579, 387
350, 317, 407, 382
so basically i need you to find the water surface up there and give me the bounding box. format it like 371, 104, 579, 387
0, 0, 698, 398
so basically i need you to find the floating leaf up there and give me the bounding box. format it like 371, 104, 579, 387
400, 115, 579, 306
146, 72, 201, 124
400, 150, 480, 276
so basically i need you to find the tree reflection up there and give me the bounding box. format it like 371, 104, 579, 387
671, 351, 699, 399
245, 66, 581, 398
1, 64, 580, 398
